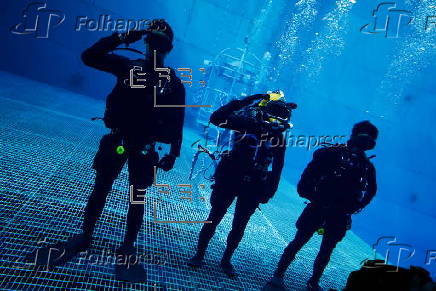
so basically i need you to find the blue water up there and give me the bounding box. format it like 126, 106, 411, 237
0, 0, 435, 289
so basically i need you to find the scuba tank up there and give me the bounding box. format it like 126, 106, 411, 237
313, 145, 374, 213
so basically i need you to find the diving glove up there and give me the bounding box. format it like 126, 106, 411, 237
158, 154, 176, 171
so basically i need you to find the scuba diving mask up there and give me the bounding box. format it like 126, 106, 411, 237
349, 133, 376, 151
264, 100, 291, 123
258, 90, 296, 130
144, 30, 173, 53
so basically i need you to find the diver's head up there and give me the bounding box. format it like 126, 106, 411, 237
144, 19, 174, 59
348, 120, 378, 152
258, 91, 297, 133
263, 100, 292, 122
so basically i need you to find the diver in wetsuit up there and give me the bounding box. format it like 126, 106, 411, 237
187, 92, 297, 277
29, 20, 185, 282
267, 121, 378, 291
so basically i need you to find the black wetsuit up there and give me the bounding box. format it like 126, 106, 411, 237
275, 145, 377, 284
80, 33, 185, 246
195, 94, 286, 261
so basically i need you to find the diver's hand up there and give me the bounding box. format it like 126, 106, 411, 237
273, 121, 291, 132
259, 173, 278, 204
259, 188, 275, 204
263, 120, 290, 133
158, 154, 176, 171
288, 102, 298, 110
258, 195, 271, 204
119, 30, 146, 45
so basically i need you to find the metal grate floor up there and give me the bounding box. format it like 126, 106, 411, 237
0, 71, 374, 290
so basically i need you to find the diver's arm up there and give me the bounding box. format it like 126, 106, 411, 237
157, 82, 185, 172
267, 136, 286, 198
169, 129, 183, 158
81, 33, 129, 75
297, 148, 330, 199
168, 82, 186, 158
359, 163, 377, 209
210, 94, 268, 131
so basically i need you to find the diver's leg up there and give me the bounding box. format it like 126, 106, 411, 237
266, 228, 315, 289
221, 192, 258, 268
27, 133, 126, 268
188, 183, 235, 266
82, 174, 118, 237
268, 204, 320, 288
274, 228, 314, 277
220, 195, 258, 277
115, 148, 157, 283
122, 149, 157, 248
307, 219, 347, 289
82, 133, 126, 239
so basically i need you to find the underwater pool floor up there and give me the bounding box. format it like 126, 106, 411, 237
0, 71, 375, 290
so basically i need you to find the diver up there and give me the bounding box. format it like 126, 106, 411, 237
187, 91, 297, 277
266, 121, 378, 291
28, 19, 185, 282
